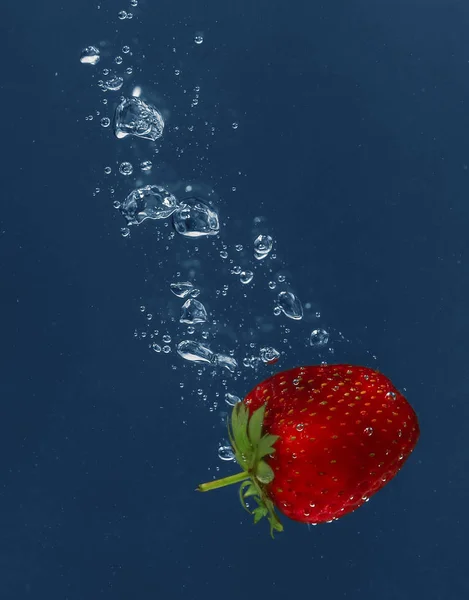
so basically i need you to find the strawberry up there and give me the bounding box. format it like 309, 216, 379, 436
198, 364, 420, 536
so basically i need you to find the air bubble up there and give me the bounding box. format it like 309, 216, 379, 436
240, 271, 254, 284
218, 446, 235, 461
80, 46, 100, 65
119, 162, 133, 176
310, 328, 329, 348
140, 160, 152, 171
225, 393, 240, 406
277, 291, 303, 320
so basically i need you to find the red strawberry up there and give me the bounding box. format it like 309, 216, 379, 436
198, 364, 420, 536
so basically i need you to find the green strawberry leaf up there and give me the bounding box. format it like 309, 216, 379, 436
227, 427, 246, 470
253, 506, 268, 523
238, 480, 252, 514
255, 460, 275, 484
268, 515, 284, 537
257, 433, 280, 460
230, 403, 252, 465
243, 484, 258, 498
247, 405, 265, 446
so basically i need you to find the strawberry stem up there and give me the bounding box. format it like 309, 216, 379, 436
197, 471, 250, 492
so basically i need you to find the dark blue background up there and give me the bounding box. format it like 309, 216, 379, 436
2, 0, 468, 598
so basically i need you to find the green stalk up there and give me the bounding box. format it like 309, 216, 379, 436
197, 471, 250, 492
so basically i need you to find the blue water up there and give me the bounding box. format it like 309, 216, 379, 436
2, 0, 468, 598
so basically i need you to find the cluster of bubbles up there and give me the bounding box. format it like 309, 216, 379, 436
80, 19, 335, 465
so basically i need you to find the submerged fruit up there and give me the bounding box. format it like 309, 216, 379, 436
198, 364, 420, 536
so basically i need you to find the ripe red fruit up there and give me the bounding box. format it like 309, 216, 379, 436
198, 364, 420, 536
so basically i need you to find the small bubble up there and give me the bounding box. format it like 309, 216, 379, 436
80, 46, 100, 65
260, 346, 280, 364
119, 162, 133, 176
125, 67, 133, 75
102, 76, 124, 91
218, 446, 235, 461
310, 328, 329, 348
162, 334, 171, 343
296, 423, 304, 432
235, 244, 243, 252
100, 117, 111, 128
115, 56, 123, 65
104, 166, 112, 175
112, 200, 120, 208
277, 291, 303, 320
118, 10, 127, 20
121, 227, 130, 237
277, 274, 286, 283
220, 250, 228, 259
194, 33, 204, 45
140, 160, 152, 171
386, 391, 397, 401
152, 343, 161, 353
364, 427, 374, 437
240, 270, 254, 284
122, 45, 130, 54
232, 122, 239, 129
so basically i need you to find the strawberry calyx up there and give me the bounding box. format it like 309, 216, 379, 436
197, 403, 284, 537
